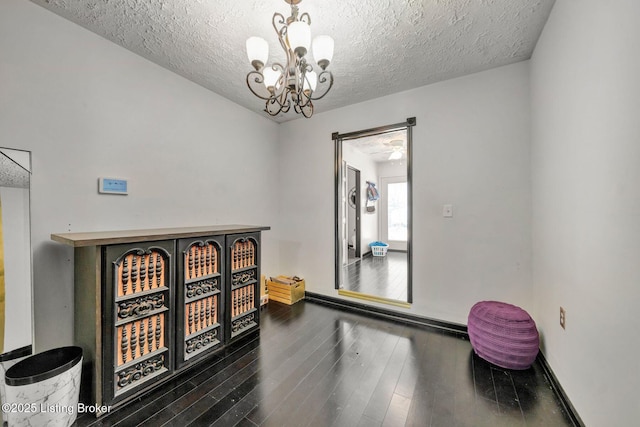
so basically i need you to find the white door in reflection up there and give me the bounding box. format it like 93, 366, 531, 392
381, 177, 407, 251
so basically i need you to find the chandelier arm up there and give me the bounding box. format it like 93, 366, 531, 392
272, 12, 287, 37
291, 59, 308, 100
300, 62, 314, 103
246, 71, 272, 101
297, 90, 312, 109
300, 100, 314, 118
275, 31, 291, 62
273, 12, 290, 56
265, 98, 284, 116
278, 80, 290, 107
271, 62, 288, 99
309, 70, 334, 100
265, 89, 292, 115
295, 66, 313, 109
275, 87, 292, 110
299, 13, 311, 25
267, 92, 291, 115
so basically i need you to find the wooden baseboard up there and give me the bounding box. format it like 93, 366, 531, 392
537, 352, 585, 427
304, 291, 467, 335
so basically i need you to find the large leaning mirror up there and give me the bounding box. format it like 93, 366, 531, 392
334, 118, 415, 307
0, 148, 33, 360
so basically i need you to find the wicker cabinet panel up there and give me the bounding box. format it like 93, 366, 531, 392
103, 241, 175, 405
226, 232, 261, 342
176, 236, 225, 368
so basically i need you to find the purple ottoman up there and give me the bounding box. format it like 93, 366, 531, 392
468, 301, 539, 370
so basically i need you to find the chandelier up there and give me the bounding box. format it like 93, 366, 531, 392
245, 0, 334, 118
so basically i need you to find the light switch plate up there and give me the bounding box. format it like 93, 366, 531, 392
443, 204, 453, 218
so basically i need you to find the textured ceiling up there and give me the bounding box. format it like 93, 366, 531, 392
348, 130, 408, 163
30, 0, 555, 123
0, 150, 30, 188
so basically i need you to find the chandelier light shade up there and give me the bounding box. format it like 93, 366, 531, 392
246, 37, 269, 70
312, 35, 334, 69
287, 21, 311, 56
246, 0, 334, 118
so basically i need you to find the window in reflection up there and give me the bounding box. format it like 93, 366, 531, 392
387, 182, 407, 242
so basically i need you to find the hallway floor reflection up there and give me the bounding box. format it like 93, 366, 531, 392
343, 251, 407, 302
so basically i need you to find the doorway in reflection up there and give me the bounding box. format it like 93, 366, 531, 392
334, 118, 415, 306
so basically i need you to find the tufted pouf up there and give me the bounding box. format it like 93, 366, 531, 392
468, 301, 539, 370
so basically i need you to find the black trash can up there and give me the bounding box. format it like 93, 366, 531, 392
4, 346, 82, 427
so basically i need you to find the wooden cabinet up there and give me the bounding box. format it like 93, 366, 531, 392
51, 225, 269, 414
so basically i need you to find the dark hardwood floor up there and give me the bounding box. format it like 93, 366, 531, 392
75, 300, 574, 427
343, 251, 408, 301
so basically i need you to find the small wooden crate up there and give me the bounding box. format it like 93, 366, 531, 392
267, 276, 305, 305
260, 275, 268, 306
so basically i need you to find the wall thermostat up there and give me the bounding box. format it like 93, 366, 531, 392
98, 178, 128, 195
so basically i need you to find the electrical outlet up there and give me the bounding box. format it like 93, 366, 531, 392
559, 306, 566, 329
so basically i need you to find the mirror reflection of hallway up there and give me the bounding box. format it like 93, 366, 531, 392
334, 118, 415, 307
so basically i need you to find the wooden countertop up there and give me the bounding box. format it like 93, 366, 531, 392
51, 224, 271, 247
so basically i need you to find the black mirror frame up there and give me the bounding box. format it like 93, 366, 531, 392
333, 117, 415, 303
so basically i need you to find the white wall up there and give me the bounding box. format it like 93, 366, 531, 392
530, 0, 640, 425
0, 0, 280, 352
278, 61, 532, 324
